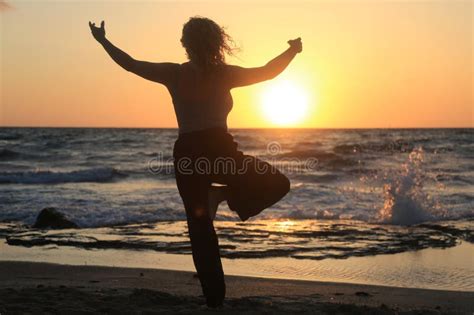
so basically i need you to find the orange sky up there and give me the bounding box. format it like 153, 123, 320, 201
1, 0, 472, 128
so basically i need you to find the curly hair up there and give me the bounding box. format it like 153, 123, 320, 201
181, 16, 237, 68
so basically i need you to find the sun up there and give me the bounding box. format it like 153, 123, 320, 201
260, 80, 309, 126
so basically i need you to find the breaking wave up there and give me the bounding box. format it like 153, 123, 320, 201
0, 167, 127, 184
377, 147, 444, 225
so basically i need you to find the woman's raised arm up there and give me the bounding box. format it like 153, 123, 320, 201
89, 21, 178, 86
227, 37, 302, 88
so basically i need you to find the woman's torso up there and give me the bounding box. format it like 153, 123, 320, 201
168, 62, 233, 134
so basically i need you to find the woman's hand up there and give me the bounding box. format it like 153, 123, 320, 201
287, 37, 302, 53
89, 20, 106, 43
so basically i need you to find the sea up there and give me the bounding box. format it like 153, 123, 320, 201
0, 128, 473, 290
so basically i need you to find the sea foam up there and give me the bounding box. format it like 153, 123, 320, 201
0, 167, 126, 184
378, 147, 441, 225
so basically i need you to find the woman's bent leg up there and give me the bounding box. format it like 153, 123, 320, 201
175, 173, 225, 307
218, 155, 290, 221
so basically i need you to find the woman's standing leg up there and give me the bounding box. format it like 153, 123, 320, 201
174, 164, 226, 307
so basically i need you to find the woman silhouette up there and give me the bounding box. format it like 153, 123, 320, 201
90, 17, 302, 307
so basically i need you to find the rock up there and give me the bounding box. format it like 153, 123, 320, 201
32, 207, 78, 229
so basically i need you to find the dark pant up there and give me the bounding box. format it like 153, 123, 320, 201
173, 128, 290, 307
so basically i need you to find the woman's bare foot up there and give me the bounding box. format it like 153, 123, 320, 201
208, 186, 228, 220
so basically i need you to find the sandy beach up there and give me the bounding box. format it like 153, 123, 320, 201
0, 261, 473, 314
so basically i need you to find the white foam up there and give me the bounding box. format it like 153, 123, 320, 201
0, 167, 125, 184
378, 147, 440, 225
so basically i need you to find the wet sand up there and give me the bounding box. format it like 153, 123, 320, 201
0, 261, 473, 314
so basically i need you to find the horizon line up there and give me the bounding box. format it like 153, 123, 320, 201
1, 125, 472, 130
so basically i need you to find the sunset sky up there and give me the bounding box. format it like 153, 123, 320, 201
1, 0, 472, 128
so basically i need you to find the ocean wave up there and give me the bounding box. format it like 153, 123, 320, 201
436, 174, 473, 185
332, 138, 460, 155
334, 140, 415, 154
0, 148, 51, 161
288, 140, 323, 148
279, 150, 357, 168
257, 207, 474, 223
0, 133, 23, 141
0, 167, 127, 184
280, 149, 337, 159
291, 173, 340, 183
374, 147, 443, 225
0, 149, 21, 160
